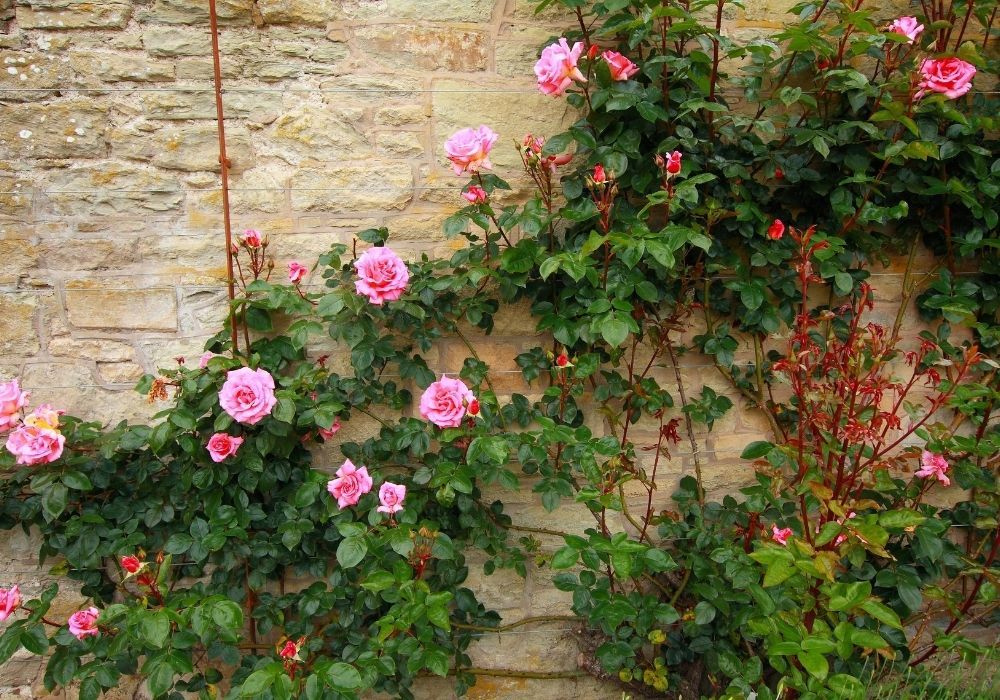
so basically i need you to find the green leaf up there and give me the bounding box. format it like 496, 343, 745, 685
827, 674, 865, 699
241, 667, 278, 697
164, 533, 194, 554
245, 307, 272, 332
61, 472, 92, 491
41, 483, 68, 521
140, 610, 171, 649
693, 601, 716, 625
324, 662, 363, 690
551, 546, 579, 570
601, 318, 629, 348
336, 536, 367, 569
273, 397, 295, 424
860, 600, 903, 630
741, 441, 774, 459
797, 651, 829, 680
19, 624, 49, 655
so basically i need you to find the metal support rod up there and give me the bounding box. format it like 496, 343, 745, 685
208, 0, 240, 355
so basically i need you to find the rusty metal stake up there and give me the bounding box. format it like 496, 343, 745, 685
208, 0, 240, 355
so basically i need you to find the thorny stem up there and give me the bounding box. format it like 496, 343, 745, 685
666, 338, 705, 505
475, 173, 513, 248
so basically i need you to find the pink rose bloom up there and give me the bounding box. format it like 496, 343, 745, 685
199, 352, 219, 369
462, 185, 488, 204
218, 367, 278, 425
0, 585, 20, 622
354, 246, 409, 305
915, 57, 976, 100
24, 404, 62, 432
68, 607, 100, 640
0, 379, 28, 433
288, 261, 307, 284
327, 459, 373, 509
377, 482, 406, 515
444, 125, 499, 175
535, 38, 586, 96
888, 16, 924, 44
419, 376, 475, 428
772, 526, 792, 546
242, 229, 263, 248
319, 417, 342, 441
915, 450, 950, 486
664, 150, 682, 175
602, 50, 639, 81
206, 433, 244, 462
5, 424, 65, 466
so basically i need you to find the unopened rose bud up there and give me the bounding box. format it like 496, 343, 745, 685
555, 353, 570, 367
774, 166, 784, 180
242, 229, 263, 248
121, 555, 143, 574
592, 164, 607, 184
587, 44, 599, 61
288, 261, 308, 284
767, 219, 785, 240
467, 398, 480, 416
462, 185, 488, 204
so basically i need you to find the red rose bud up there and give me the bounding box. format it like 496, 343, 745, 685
587, 44, 599, 61
279, 641, 298, 660
462, 185, 488, 204
592, 164, 607, 183
467, 399, 480, 416
767, 219, 786, 240
774, 166, 784, 180
121, 555, 142, 574
816, 58, 832, 70
666, 150, 682, 174
556, 353, 570, 367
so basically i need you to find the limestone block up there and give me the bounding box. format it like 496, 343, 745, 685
386, 0, 495, 22
289, 163, 413, 213
134, 0, 253, 26
142, 27, 213, 57
0, 292, 39, 356
0, 99, 106, 160
69, 50, 175, 82
36, 237, 141, 271
16, 0, 132, 29
47, 338, 137, 363
375, 131, 424, 158
64, 281, 178, 331
383, 211, 450, 243
354, 24, 489, 72
495, 25, 552, 78
255, 0, 338, 25
0, 225, 37, 284
110, 122, 253, 173
0, 49, 75, 101
374, 105, 427, 127
43, 162, 185, 215
266, 104, 370, 164
141, 89, 280, 123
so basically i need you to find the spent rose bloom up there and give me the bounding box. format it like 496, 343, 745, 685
120, 556, 143, 574
5, 424, 65, 465
521, 134, 573, 173
288, 261, 308, 284
199, 352, 219, 369
535, 38, 586, 96
68, 607, 100, 640
916, 450, 951, 486
327, 460, 373, 509
602, 50, 639, 81
218, 367, 278, 425
207, 433, 244, 462
378, 482, 406, 515
888, 16, 924, 44
419, 376, 475, 428
0, 585, 20, 622
242, 229, 263, 248
767, 219, 786, 240
915, 57, 976, 100
354, 246, 410, 305
772, 526, 793, 545
319, 417, 342, 441
0, 379, 28, 433
444, 125, 499, 175
462, 185, 488, 204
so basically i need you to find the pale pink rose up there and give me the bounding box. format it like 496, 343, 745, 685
206, 433, 244, 462
218, 367, 278, 425
199, 352, 219, 369
353, 246, 409, 305
24, 404, 62, 432
888, 16, 924, 44
0, 585, 20, 622
319, 417, 342, 441
444, 126, 499, 175
288, 261, 307, 284
462, 185, 488, 204
5, 424, 65, 466
327, 459, 373, 509
915, 58, 976, 100
772, 526, 793, 545
68, 607, 100, 640
377, 482, 406, 515
0, 379, 28, 433
242, 229, 263, 248
419, 376, 475, 428
535, 38, 586, 96
602, 50, 639, 81
915, 450, 950, 486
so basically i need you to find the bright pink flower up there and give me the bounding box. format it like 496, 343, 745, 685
602, 50, 639, 81
120, 556, 143, 574
772, 526, 793, 545
462, 185, 488, 204
767, 219, 785, 240
68, 607, 100, 640
288, 261, 308, 284
5, 424, 65, 465
377, 482, 406, 515
593, 164, 607, 183
916, 450, 950, 486
0, 379, 28, 433
206, 433, 244, 462
354, 246, 409, 305
218, 367, 277, 425
916, 58, 976, 100
444, 126, 499, 175
319, 417, 342, 441
535, 38, 586, 96
419, 376, 475, 428
665, 150, 682, 175
888, 16, 924, 44
327, 460, 373, 509
0, 585, 20, 622
199, 352, 219, 369
242, 229, 263, 248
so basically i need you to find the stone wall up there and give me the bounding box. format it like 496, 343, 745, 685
0, 1, 936, 698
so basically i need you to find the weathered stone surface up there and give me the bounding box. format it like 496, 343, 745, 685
289, 163, 413, 212
0, 226, 37, 284
16, 0, 132, 29
496, 25, 551, 77
65, 281, 178, 330
134, 0, 253, 26
142, 27, 212, 57
256, 0, 338, 25
388, 0, 495, 22
69, 50, 176, 82
0, 49, 76, 100
266, 104, 369, 163
36, 236, 141, 270
47, 337, 137, 362
141, 89, 279, 122
0, 99, 106, 159
229, 165, 291, 213
375, 131, 423, 157
110, 122, 253, 173
0, 293, 39, 356
374, 104, 426, 126
42, 162, 185, 215
355, 24, 490, 71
